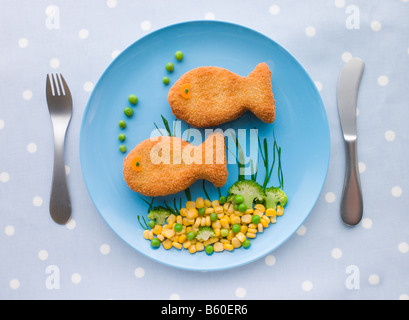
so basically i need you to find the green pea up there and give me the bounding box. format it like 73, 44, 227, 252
251, 214, 261, 224
219, 196, 226, 205
174, 223, 183, 232
198, 207, 205, 216
175, 51, 184, 61
233, 203, 239, 211
205, 245, 214, 255
118, 133, 126, 142
124, 107, 133, 117
238, 203, 247, 213
151, 238, 160, 248
242, 239, 251, 249
234, 195, 244, 204
118, 120, 126, 129
186, 231, 196, 241
162, 77, 170, 85
210, 212, 218, 222
119, 145, 127, 153
220, 228, 229, 237
232, 224, 241, 234
128, 94, 138, 105
165, 62, 174, 72
148, 220, 156, 229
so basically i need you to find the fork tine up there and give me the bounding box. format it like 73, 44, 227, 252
51, 73, 59, 96
59, 74, 71, 97
46, 74, 52, 97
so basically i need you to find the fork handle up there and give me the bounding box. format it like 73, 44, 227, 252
340, 139, 363, 226
50, 125, 71, 224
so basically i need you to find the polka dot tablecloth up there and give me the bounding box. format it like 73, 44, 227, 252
1, 0, 408, 300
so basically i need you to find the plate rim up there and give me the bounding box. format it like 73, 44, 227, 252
79, 20, 331, 271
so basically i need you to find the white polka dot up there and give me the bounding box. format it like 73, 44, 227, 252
66, 219, 76, 230
169, 293, 180, 300
0, 119, 4, 130
400, 294, 409, 300
65, 165, 70, 175
398, 242, 409, 254
305, 26, 316, 37
111, 49, 120, 59
5, 225, 15, 236
296, 225, 307, 236
106, 0, 117, 8
49, 58, 60, 69
33, 196, 43, 207
358, 162, 366, 173
83, 81, 94, 92
18, 38, 28, 48
0, 172, 10, 183
334, 0, 346, 8
342, 51, 352, 62
377, 75, 389, 86
368, 274, 380, 285
314, 81, 323, 92
140, 20, 151, 31
9, 279, 20, 290
235, 287, 246, 298
100, 244, 111, 255
302, 280, 313, 292
331, 248, 343, 259
391, 186, 402, 198
27, 142, 37, 154
204, 12, 215, 20
265, 255, 276, 266
371, 21, 382, 31
325, 192, 336, 203
385, 130, 395, 141
269, 5, 280, 15
38, 250, 48, 261
71, 273, 82, 284
134, 267, 145, 278
78, 29, 89, 39
361, 217, 372, 229
22, 90, 32, 100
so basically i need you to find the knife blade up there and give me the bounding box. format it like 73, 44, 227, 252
337, 57, 364, 226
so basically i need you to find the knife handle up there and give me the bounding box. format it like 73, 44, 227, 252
341, 139, 363, 226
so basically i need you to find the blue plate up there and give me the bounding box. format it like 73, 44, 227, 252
80, 21, 330, 271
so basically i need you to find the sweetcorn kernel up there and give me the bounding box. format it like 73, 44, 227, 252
211, 200, 219, 208
186, 201, 196, 209
204, 199, 212, 207
195, 197, 205, 208
215, 206, 224, 214
172, 242, 182, 250
180, 208, 188, 216
246, 232, 256, 239
265, 208, 277, 217
277, 205, 284, 216
163, 239, 172, 249
223, 243, 234, 251
254, 204, 266, 213
195, 242, 204, 251
232, 237, 241, 248
188, 245, 197, 254
187, 208, 198, 219
213, 242, 224, 252
152, 225, 163, 235
241, 215, 252, 224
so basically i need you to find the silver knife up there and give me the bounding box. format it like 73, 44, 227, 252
337, 57, 364, 226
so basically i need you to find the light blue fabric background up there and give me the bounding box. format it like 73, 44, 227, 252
1, 0, 408, 300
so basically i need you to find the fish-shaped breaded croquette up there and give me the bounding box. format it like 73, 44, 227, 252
123, 132, 228, 197
167, 63, 275, 127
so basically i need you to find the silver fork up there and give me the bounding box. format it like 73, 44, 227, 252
46, 74, 73, 224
